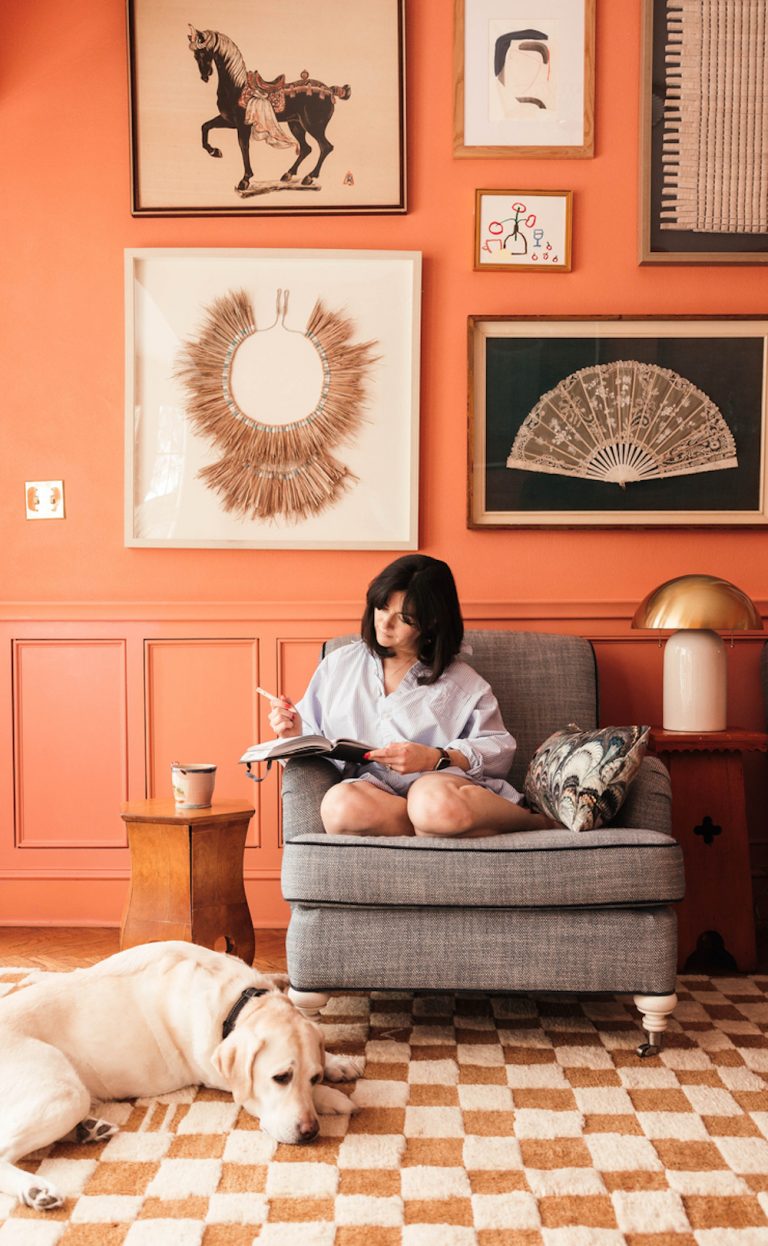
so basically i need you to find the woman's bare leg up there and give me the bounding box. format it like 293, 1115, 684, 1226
407, 773, 555, 838
321, 781, 414, 837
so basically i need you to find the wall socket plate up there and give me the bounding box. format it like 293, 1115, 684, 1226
25, 480, 65, 520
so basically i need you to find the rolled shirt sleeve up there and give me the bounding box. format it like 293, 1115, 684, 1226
447, 687, 517, 781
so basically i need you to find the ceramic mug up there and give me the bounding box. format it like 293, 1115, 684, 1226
171, 763, 217, 808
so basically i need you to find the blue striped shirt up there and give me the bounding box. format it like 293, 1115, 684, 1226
295, 640, 522, 801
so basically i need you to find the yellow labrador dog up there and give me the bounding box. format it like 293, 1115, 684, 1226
0, 940, 362, 1212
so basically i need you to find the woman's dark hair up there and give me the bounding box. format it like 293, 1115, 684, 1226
360, 555, 464, 684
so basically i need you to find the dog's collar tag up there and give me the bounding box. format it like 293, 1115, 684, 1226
222, 986, 269, 1039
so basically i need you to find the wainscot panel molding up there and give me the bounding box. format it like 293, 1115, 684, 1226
1, 603, 765, 926
4, 599, 765, 623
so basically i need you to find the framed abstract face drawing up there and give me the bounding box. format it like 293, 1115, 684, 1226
454, 0, 595, 157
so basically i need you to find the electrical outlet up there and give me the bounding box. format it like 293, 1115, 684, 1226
25, 480, 65, 520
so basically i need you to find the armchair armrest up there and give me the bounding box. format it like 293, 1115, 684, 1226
614, 755, 672, 835
281, 757, 341, 841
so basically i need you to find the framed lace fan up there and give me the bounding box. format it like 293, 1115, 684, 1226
125, 249, 420, 548
468, 316, 768, 527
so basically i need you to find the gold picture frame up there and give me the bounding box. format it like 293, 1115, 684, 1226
474, 189, 572, 271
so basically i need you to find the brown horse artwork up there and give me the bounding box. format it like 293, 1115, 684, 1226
187, 27, 351, 195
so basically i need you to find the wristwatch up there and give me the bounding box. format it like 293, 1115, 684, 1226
433, 748, 452, 771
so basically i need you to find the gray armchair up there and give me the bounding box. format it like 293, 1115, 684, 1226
280, 631, 684, 1054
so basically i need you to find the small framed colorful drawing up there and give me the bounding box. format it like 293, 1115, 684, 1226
474, 190, 572, 271
454, 0, 595, 157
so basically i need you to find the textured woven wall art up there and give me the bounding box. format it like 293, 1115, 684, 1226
661, 0, 768, 233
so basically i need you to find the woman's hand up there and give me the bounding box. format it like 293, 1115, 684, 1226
268, 695, 301, 739
364, 742, 443, 774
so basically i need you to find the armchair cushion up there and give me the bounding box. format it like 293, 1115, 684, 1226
524, 723, 651, 831
282, 826, 684, 910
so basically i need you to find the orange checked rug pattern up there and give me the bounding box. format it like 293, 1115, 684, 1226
1, 969, 768, 1245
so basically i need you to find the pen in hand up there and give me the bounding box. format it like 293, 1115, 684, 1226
255, 686, 312, 733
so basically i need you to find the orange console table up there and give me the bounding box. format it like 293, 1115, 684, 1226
120, 799, 255, 965
649, 728, 768, 973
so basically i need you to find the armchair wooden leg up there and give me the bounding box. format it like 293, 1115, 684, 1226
633, 992, 678, 1057
288, 988, 331, 1018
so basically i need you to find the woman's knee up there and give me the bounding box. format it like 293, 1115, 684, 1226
320, 782, 378, 835
407, 778, 473, 837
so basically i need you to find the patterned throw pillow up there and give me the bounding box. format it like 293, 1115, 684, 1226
524, 723, 651, 832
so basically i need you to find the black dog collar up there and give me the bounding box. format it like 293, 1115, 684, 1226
222, 986, 269, 1039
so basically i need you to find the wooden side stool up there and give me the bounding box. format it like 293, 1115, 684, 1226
120, 799, 255, 965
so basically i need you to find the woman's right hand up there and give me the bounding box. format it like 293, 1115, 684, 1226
269, 695, 301, 739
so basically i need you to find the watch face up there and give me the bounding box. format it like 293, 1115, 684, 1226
435, 753, 451, 770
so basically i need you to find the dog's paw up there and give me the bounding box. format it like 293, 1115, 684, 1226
323, 1052, 365, 1083
313, 1084, 357, 1116
22, 1179, 64, 1211
75, 1116, 119, 1144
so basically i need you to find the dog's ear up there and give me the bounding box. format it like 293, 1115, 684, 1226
309, 1018, 326, 1065
264, 973, 291, 994
211, 1031, 263, 1104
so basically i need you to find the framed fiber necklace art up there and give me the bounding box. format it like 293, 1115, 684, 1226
125, 249, 421, 548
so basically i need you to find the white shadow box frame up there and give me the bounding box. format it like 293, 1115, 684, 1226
125, 248, 421, 548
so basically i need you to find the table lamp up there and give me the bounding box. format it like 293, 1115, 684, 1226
631, 574, 763, 731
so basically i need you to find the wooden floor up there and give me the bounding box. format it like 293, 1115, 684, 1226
1, 927, 766, 975
0, 928, 288, 973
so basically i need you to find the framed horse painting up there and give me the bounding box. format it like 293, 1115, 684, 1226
127, 0, 406, 215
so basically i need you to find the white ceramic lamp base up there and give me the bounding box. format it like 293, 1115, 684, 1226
663, 628, 727, 731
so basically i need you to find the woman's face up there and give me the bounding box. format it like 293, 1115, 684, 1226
374, 591, 421, 657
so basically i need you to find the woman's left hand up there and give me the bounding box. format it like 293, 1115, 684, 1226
364, 741, 441, 774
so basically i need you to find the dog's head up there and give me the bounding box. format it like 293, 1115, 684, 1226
211, 994, 325, 1144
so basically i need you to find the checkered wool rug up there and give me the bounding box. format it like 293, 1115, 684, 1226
2, 968, 768, 1245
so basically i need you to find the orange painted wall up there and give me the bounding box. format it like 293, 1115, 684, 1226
3, 0, 767, 609
2, 1, 768, 930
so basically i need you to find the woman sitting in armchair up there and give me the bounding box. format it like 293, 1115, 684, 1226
268, 554, 555, 839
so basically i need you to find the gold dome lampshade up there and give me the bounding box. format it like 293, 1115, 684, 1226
632, 575, 763, 731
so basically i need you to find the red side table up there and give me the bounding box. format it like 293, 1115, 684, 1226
649, 728, 768, 973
